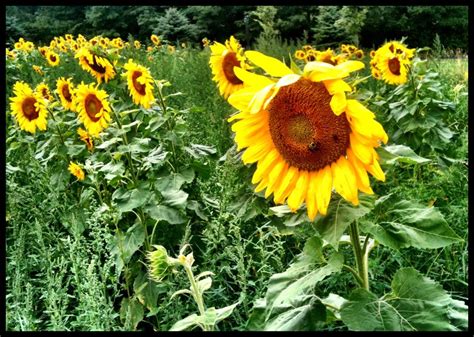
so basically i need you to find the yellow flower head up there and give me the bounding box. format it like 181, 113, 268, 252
316, 48, 337, 65
304, 49, 317, 63
9, 81, 48, 134
56, 77, 76, 111
226, 51, 388, 220
46, 50, 60, 66
68, 161, 85, 181
77, 127, 94, 151
35, 82, 53, 102
33, 65, 44, 75
134, 40, 141, 49
75, 47, 116, 83
371, 41, 415, 85
209, 35, 251, 98
167, 45, 175, 53
202, 37, 210, 47
122, 59, 155, 109
294, 50, 306, 60
74, 82, 112, 137
151, 34, 160, 46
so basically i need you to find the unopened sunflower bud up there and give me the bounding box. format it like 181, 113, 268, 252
147, 245, 179, 282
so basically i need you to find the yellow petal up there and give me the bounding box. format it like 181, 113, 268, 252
345, 99, 375, 119
287, 170, 309, 212
233, 66, 275, 87
350, 133, 374, 165
365, 157, 385, 182
335, 60, 365, 74
273, 165, 299, 204
331, 157, 359, 205
276, 74, 301, 88
323, 79, 352, 95
249, 84, 275, 114
315, 166, 333, 215
306, 171, 319, 221
255, 176, 269, 193
265, 160, 286, 198
303, 61, 335, 73
228, 87, 259, 111
252, 149, 279, 184
347, 148, 373, 195
307, 68, 347, 82
242, 139, 272, 164
330, 91, 347, 116
245, 50, 293, 77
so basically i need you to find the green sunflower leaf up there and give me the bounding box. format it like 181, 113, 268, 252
313, 194, 375, 249
360, 199, 462, 250
376, 144, 431, 165
340, 267, 468, 331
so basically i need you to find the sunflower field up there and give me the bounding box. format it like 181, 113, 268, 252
5, 7, 469, 332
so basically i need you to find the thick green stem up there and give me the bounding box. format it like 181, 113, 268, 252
349, 221, 369, 291
183, 264, 211, 331
48, 107, 70, 162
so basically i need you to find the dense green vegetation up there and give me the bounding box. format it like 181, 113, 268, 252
5, 6, 468, 332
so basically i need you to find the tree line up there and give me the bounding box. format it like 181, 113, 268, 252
6, 6, 468, 51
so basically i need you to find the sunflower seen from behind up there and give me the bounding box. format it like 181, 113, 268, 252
226, 51, 388, 220
209, 35, 251, 99
122, 59, 155, 109
10, 81, 48, 134
75, 47, 116, 83
77, 127, 94, 151
74, 82, 111, 137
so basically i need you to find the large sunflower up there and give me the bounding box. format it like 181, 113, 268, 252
227, 51, 388, 220
209, 36, 251, 98
10, 81, 48, 134
56, 77, 76, 111
122, 59, 155, 109
75, 47, 116, 83
74, 82, 112, 137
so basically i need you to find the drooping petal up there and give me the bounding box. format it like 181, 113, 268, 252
245, 50, 293, 77
287, 170, 309, 212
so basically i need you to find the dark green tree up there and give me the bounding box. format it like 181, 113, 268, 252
154, 7, 200, 44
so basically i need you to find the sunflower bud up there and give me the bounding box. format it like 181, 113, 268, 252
147, 245, 179, 282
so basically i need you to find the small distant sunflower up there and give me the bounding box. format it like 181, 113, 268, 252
122, 59, 155, 109
75, 47, 116, 83
316, 48, 337, 65
354, 50, 364, 59
151, 34, 161, 46
226, 51, 388, 220
35, 82, 53, 102
77, 127, 94, 151
134, 40, 141, 49
46, 50, 60, 66
56, 77, 76, 111
209, 35, 251, 98
304, 49, 317, 63
32, 65, 44, 75
38, 46, 48, 57
74, 82, 112, 137
302, 45, 313, 52
202, 37, 210, 47
294, 50, 306, 60
372, 41, 415, 85
9, 81, 48, 134
68, 162, 85, 181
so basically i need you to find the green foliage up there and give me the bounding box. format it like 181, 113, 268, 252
340, 268, 467, 331
155, 7, 200, 44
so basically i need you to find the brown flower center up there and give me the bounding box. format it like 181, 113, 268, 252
22, 97, 40, 121
222, 52, 243, 85
388, 57, 401, 75
62, 85, 72, 102
85, 94, 103, 122
132, 71, 146, 95
50, 55, 56, 62
267, 78, 351, 171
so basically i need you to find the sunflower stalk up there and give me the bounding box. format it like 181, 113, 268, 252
349, 221, 369, 291
48, 107, 70, 163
